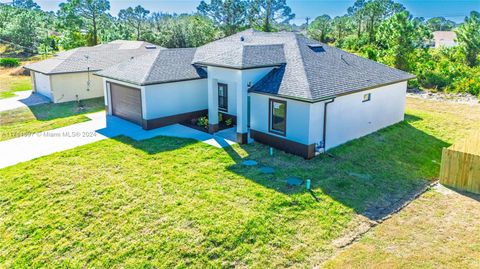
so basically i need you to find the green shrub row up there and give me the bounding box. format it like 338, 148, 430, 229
0, 58, 20, 67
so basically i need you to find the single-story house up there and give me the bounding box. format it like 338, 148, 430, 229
23, 40, 161, 103
95, 29, 415, 158
432, 31, 457, 48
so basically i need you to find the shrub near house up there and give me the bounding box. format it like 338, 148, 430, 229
0, 58, 20, 68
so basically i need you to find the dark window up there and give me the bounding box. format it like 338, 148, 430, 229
363, 93, 371, 102
218, 83, 228, 112
269, 99, 286, 135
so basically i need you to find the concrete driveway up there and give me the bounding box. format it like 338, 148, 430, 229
0, 112, 236, 169
0, 91, 50, 112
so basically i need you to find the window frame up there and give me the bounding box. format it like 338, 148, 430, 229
268, 98, 287, 136
362, 93, 371, 102
218, 83, 228, 112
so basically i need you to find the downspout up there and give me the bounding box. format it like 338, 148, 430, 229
320, 98, 335, 153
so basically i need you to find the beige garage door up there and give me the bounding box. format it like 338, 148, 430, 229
110, 83, 142, 125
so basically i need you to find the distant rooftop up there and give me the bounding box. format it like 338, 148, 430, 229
24, 40, 163, 75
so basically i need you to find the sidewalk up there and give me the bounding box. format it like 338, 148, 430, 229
0, 91, 50, 112
0, 112, 236, 169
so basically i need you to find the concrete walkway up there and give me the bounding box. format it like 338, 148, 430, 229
0, 91, 50, 112
0, 112, 236, 168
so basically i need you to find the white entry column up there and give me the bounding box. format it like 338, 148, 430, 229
207, 76, 219, 133
236, 74, 248, 144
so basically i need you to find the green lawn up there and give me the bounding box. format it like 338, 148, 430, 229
0, 64, 33, 99
0, 98, 104, 141
0, 98, 477, 267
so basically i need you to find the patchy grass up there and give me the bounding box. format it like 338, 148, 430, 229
0, 98, 104, 141
0, 54, 41, 99
0, 98, 478, 267
0, 70, 32, 99
0, 55, 43, 99
323, 186, 480, 269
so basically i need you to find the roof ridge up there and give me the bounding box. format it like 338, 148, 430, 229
140, 49, 163, 84
194, 46, 242, 67
293, 34, 314, 100
240, 44, 246, 69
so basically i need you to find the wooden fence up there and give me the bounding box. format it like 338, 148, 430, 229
439, 133, 480, 194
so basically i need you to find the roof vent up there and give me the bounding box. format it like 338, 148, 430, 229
145, 45, 157, 49
308, 44, 325, 53
240, 36, 245, 42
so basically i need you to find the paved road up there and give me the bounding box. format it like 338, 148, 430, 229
0, 91, 50, 112
0, 112, 236, 169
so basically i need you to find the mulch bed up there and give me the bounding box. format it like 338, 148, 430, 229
180, 120, 233, 134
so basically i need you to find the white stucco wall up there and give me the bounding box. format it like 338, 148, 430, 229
250, 81, 407, 151
207, 66, 274, 135
50, 72, 104, 103
143, 79, 208, 120
307, 101, 326, 145
435, 40, 457, 48
207, 67, 241, 116
249, 93, 311, 145
207, 66, 273, 116
33, 71, 52, 99
323, 81, 407, 149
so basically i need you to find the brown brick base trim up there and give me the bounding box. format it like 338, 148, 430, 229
236, 132, 248, 144
208, 123, 219, 134
250, 129, 316, 159
142, 109, 208, 130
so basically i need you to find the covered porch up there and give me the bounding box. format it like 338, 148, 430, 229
206, 67, 250, 144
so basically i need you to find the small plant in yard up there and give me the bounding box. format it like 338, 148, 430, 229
218, 112, 223, 123
0, 58, 20, 68
225, 118, 233, 126
197, 116, 208, 128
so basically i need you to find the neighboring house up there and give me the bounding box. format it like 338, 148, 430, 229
23, 40, 161, 103
96, 29, 414, 159
432, 31, 457, 48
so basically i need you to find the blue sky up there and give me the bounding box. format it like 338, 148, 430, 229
7, 0, 480, 24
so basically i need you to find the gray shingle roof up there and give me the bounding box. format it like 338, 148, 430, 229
24, 41, 162, 75
194, 29, 415, 101
33, 31, 415, 101
95, 48, 207, 86
194, 44, 286, 69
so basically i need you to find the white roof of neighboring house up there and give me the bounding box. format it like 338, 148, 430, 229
432, 31, 457, 45
24, 40, 163, 75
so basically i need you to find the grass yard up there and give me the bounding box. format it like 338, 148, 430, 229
0, 98, 104, 141
0, 97, 479, 267
323, 185, 480, 268
0, 58, 34, 99
0, 70, 32, 99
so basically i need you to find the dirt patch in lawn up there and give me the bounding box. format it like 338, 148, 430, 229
323, 185, 480, 268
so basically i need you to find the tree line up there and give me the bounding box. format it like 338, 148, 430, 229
0, 0, 295, 52
304, 0, 479, 96
0, 0, 479, 96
